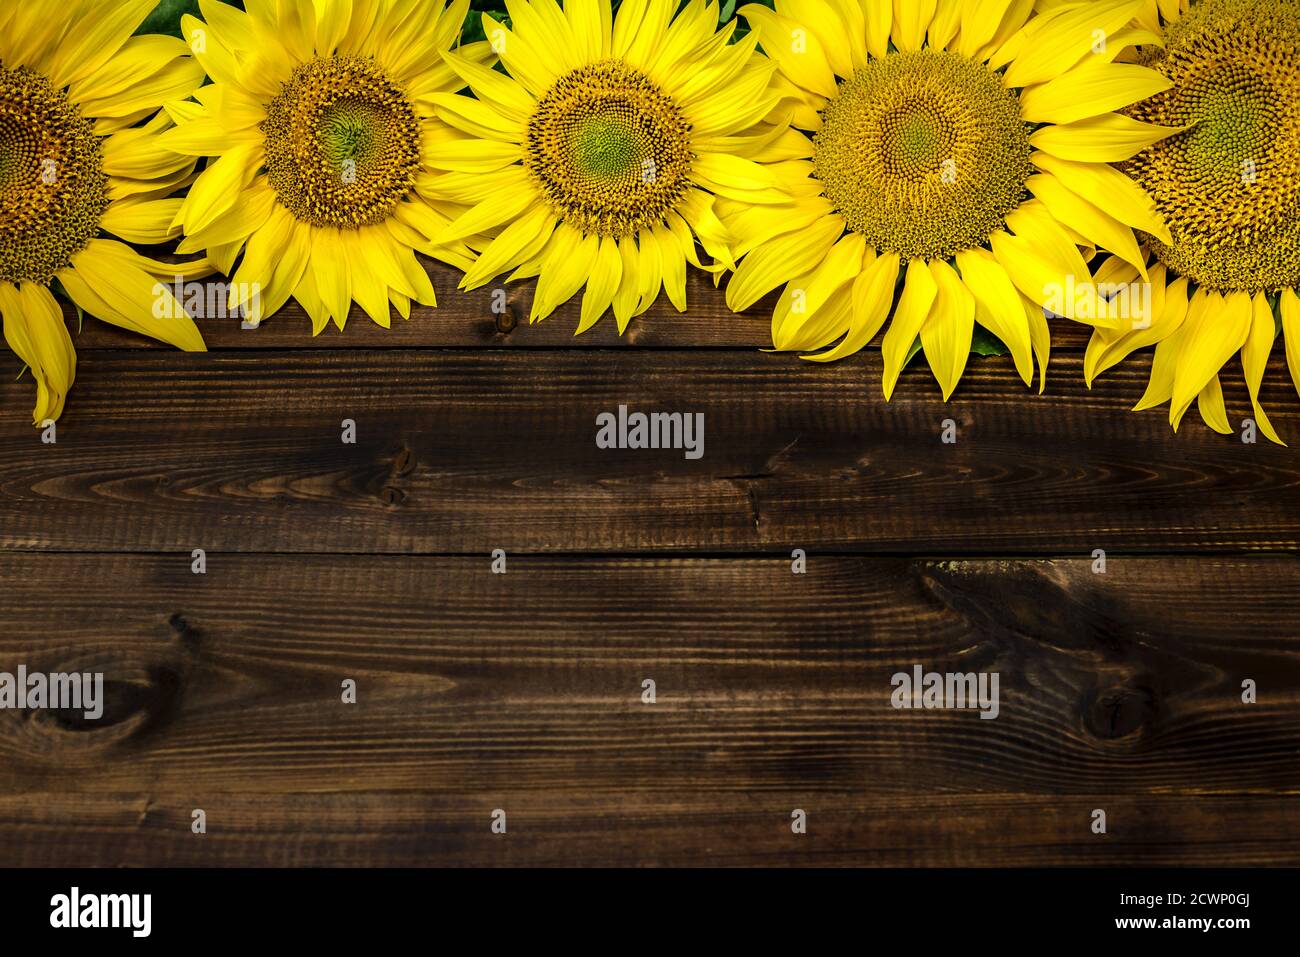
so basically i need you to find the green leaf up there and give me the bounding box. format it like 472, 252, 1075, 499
462, 7, 512, 46
903, 335, 923, 369
901, 325, 1009, 371
136, 0, 204, 38
970, 326, 1009, 356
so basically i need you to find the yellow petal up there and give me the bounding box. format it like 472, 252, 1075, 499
565, 0, 611, 61
1196, 375, 1232, 435
1026, 172, 1147, 279
882, 259, 938, 400
427, 87, 524, 140
438, 171, 536, 242
311, 228, 354, 328
1086, 275, 1188, 386
863, 0, 892, 58
634, 226, 664, 316
802, 251, 900, 361
1004, 201, 1092, 282
576, 236, 623, 334
956, 247, 1033, 387
100, 198, 184, 245
459, 205, 556, 290
1019, 60, 1173, 126
1169, 290, 1252, 429
678, 189, 736, 270
175, 143, 260, 234
1240, 292, 1284, 445
989, 229, 1101, 325
1135, 287, 1205, 412
45, 0, 155, 88
344, 231, 393, 328
612, 235, 641, 333
1024, 295, 1050, 393
726, 215, 842, 312
0, 282, 75, 424
510, 0, 583, 73
957, 0, 1017, 58
1031, 152, 1172, 245
1281, 288, 1300, 400
738, 5, 837, 98
1029, 112, 1185, 163
826, 0, 868, 69
177, 180, 276, 254
927, 0, 963, 49
770, 233, 864, 351
978, 0, 1035, 65
692, 152, 781, 196
532, 225, 597, 321
891, 0, 937, 52
1003, 0, 1144, 88
439, 50, 535, 124
779, 0, 855, 77
480, 15, 556, 98
920, 260, 975, 400
59, 240, 205, 352
655, 223, 687, 312
422, 139, 522, 173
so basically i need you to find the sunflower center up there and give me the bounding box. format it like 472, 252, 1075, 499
262, 56, 421, 229
1128, 0, 1300, 292
524, 59, 693, 238
0, 64, 108, 285
813, 50, 1032, 261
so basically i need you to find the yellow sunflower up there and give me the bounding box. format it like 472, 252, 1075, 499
423, 0, 784, 333
164, 0, 494, 331
1, 0, 208, 425
724, 0, 1180, 399
1084, 0, 1300, 444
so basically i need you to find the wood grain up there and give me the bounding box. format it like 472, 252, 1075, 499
4, 256, 1297, 867
0, 553, 1295, 866
2, 350, 1296, 554
3, 792, 1295, 866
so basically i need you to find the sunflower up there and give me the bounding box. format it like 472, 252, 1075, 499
723, 0, 1180, 399
1084, 0, 1300, 444
0, 0, 208, 425
164, 0, 494, 331
422, 0, 783, 333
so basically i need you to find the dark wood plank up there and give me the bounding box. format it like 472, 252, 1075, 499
1, 350, 1296, 553
0, 554, 1294, 794
0, 553, 1295, 865
3, 792, 1296, 866
58, 257, 1094, 350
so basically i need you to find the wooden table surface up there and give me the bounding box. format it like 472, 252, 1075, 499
2, 260, 1297, 867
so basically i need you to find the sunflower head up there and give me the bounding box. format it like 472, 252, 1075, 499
812, 49, 1033, 262
0, 65, 108, 286
524, 58, 694, 238
1128, 0, 1300, 293
165, 0, 487, 333
724, 0, 1175, 400
0, 0, 207, 426
424, 0, 780, 334
262, 55, 422, 229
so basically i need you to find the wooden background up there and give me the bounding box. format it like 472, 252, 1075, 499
2, 260, 1297, 866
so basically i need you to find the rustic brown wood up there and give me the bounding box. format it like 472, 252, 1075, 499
0, 553, 1295, 866
2, 349, 1296, 554
61, 257, 1096, 350
4, 248, 1298, 867
3, 792, 1296, 866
